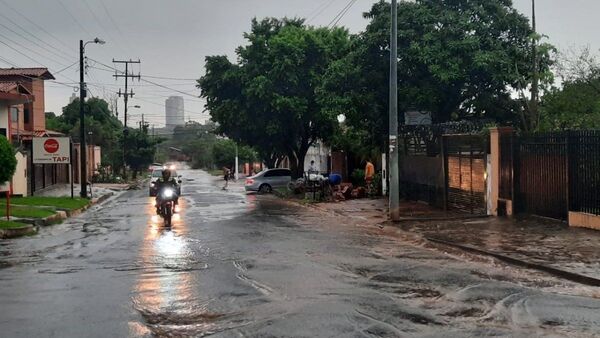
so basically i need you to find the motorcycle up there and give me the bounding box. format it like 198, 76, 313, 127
157, 186, 178, 226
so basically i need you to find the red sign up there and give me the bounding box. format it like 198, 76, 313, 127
43, 139, 59, 153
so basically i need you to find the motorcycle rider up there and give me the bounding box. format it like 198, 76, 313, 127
155, 168, 179, 214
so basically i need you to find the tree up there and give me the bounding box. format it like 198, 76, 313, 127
319, 0, 553, 150
122, 126, 162, 178
0, 136, 16, 185
212, 139, 257, 168
540, 78, 600, 131
49, 98, 124, 172
199, 18, 352, 177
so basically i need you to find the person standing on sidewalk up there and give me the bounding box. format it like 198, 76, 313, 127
364, 159, 375, 194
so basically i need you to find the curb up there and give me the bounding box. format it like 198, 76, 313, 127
0, 224, 37, 239
426, 237, 600, 287
278, 193, 600, 287
91, 192, 114, 206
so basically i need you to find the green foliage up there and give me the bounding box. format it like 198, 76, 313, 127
351, 169, 365, 187
122, 126, 162, 177
540, 80, 600, 130
47, 98, 125, 172
0, 136, 16, 185
212, 139, 257, 168
199, 18, 352, 176
319, 0, 553, 149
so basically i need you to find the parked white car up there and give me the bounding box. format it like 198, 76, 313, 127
244, 168, 292, 193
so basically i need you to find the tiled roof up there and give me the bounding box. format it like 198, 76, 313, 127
0, 67, 55, 80
0, 82, 18, 93
0, 81, 33, 94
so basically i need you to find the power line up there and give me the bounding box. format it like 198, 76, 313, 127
54, 0, 92, 37
0, 55, 19, 67
82, 0, 127, 55
0, 13, 73, 60
141, 74, 198, 81
0, 31, 71, 68
0, 21, 74, 62
307, 0, 338, 24
0, 0, 76, 53
328, 0, 358, 28
98, 0, 125, 37
88, 58, 201, 98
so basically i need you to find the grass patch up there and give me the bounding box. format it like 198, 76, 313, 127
0, 206, 55, 219
0, 197, 89, 211
0, 220, 30, 229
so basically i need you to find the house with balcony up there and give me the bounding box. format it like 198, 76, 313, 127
0, 67, 71, 196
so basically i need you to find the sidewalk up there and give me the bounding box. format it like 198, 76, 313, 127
33, 183, 129, 200
311, 197, 600, 286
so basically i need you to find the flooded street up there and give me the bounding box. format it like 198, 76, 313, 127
1, 169, 600, 337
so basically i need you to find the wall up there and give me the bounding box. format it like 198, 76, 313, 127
0, 102, 8, 137
304, 141, 330, 173
12, 151, 28, 196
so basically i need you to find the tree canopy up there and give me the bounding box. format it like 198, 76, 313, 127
319, 0, 553, 150
199, 18, 352, 177
0, 136, 16, 185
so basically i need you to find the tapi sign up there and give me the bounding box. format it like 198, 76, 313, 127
33, 137, 71, 164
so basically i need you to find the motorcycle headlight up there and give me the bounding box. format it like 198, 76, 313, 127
163, 189, 174, 198
151, 182, 155, 187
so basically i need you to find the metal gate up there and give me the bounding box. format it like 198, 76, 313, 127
443, 135, 487, 214
515, 133, 568, 220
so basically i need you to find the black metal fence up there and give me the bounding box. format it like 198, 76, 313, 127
399, 121, 489, 214
510, 130, 600, 220
568, 131, 600, 216
515, 133, 569, 220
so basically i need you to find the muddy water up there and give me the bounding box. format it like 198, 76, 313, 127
0, 169, 599, 337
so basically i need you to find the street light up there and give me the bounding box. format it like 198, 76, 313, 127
389, 0, 400, 221
79, 37, 105, 199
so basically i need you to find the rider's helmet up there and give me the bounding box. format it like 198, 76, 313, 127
162, 169, 172, 181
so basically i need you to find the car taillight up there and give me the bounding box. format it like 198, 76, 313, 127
245, 179, 254, 185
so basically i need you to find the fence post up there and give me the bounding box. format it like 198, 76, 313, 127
565, 132, 570, 221
441, 135, 448, 212
489, 128, 501, 216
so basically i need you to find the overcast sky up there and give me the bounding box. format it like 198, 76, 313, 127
1, 0, 597, 127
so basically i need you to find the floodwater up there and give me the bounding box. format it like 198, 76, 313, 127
0, 170, 599, 337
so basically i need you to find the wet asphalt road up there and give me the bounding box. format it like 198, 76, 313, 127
1, 169, 600, 337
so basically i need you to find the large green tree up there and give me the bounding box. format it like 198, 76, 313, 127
540, 79, 600, 130
319, 0, 553, 150
48, 98, 124, 170
123, 125, 162, 178
199, 18, 351, 177
0, 136, 16, 185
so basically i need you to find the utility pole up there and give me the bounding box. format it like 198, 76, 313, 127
79, 38, 105, 198
530, 0, 539, 131
113, 59, 140, 128
113, 59, 140, 177
79, 40, 86, 198
389, 0, 400, 221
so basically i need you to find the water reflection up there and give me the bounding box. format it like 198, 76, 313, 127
130, 198, 203, 336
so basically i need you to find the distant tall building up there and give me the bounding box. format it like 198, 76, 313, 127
69, 92, 77, 103
165, 96, 185, 129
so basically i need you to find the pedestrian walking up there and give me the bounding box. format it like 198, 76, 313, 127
223, 167, 230, 190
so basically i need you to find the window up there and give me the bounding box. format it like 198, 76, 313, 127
277, 169, 291, 177
23, 108, 30, 124
0, 128, 6, 137
264, 170, 275, 178
11, 107, 18, 122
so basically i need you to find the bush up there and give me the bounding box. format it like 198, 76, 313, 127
351, 169, 365, 186
0, 136, 16, 184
